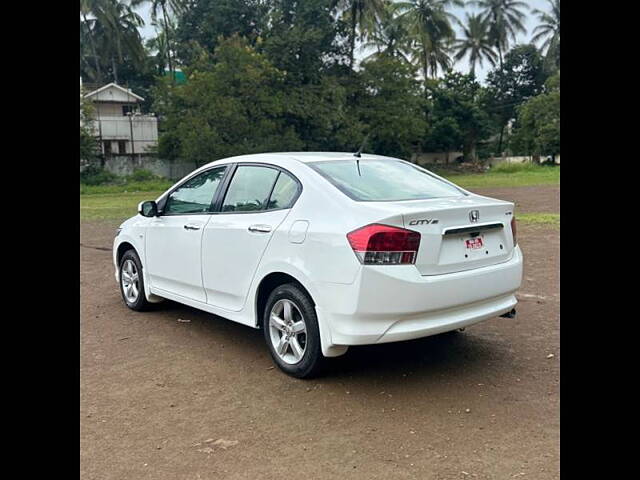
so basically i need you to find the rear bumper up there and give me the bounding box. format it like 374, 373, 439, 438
315, 246, 523, 349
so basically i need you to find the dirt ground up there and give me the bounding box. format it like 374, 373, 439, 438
80, 186, 559, 480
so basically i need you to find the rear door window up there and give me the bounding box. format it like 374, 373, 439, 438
222, 166, 279, 212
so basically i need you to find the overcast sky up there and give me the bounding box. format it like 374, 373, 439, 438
135, 0, 551, 83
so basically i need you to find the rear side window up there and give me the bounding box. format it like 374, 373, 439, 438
267, 172, 299, 210
222, 166, 279, 212
308, 159, 464, 201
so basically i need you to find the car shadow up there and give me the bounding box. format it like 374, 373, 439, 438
334, 332, 505, 379
153, 300, 506, 383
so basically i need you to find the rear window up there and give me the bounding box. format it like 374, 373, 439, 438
308, 159, 465, 201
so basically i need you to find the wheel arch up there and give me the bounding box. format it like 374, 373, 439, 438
255, 271, 315, 329
116, 241, 137, 266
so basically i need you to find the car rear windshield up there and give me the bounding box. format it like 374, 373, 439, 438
308, 159, 465, 202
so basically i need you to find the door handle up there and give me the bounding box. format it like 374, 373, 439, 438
248, 224, 272, 233
183, 223, 202, 231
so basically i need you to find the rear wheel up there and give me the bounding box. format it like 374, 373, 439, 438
119, 249, 151, 311
263, 283, 323, 378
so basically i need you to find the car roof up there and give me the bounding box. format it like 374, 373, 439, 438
200, 152, 401, 168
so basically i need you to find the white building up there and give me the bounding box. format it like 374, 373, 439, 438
82, 82, 158, 156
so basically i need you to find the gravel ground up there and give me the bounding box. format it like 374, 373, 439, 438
80, 186, 559, 480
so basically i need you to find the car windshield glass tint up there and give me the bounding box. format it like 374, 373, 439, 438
308, 159, 464, 201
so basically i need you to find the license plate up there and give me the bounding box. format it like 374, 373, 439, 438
465, 237, 484, 250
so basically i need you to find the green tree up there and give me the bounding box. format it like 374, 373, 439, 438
485, 44, 547, 154
425, 71, 491, 161
154, 36, 304, 166
261, 0, 362, 151
174, 0, 269, 66
532, 0, 560, 71
453, 13, 497, 76
80, 93, 99, 163
263, 0, 347, 83
510, 72, 560, 159
357, 56, 427, 158
395, 0, 463, 81
472, 0, 529, 69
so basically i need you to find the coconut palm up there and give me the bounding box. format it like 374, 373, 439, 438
134, 0, 185, 78
472, 0, 529, 68
146, 20, 171, 75
453, 13, 497, 76
531, 0, 560, 67
335, 0, 389, 69
97, 0, 146, 83
80, 0, 105, 83
395, 0, 463, 81
360, 3, 412, 62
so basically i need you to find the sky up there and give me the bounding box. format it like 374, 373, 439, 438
134, 0, 551, 83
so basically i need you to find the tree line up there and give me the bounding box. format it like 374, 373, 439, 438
80, 0, 560, 165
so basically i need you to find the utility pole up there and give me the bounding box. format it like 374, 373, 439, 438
127, 111, 135, 161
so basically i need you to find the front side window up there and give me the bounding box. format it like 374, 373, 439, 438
308, 159, 465, 202
163, 167, 226, 215
222, 166, 279, 212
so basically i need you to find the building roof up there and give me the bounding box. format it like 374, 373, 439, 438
83, 82, 144, 103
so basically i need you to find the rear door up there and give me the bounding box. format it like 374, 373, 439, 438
201, 164, 302, 311
145, 166, 228, 302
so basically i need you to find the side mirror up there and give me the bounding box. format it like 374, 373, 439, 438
138, 200, 158, 217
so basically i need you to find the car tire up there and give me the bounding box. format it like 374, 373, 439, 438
263, 283, 324, 379
119, 249, 151, 311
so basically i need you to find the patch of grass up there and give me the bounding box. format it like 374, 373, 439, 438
438, 164, 560, 189
80, 191, 164, 221
80, 180, 173, 195
518, 213, 560, 226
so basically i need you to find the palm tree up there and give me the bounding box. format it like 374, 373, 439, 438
472, 0, 529, 69
395, 0, 463, 81
98, 0, 146, 84
335, 0, 389, 69
146, 20, 171, 75
80, 0, 104, 83
531, 0, 560, 67
135, 0, 185, 79
360, 3, 412, 62
453, 13, 497, 76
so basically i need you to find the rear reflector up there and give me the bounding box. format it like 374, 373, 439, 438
511, 215, 517, 245
347, 224, 421, 265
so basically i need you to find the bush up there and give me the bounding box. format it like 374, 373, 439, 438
129, 169, 156, 182
80, 165, 119, 185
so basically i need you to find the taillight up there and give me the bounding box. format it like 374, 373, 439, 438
346, 224, 421, 265
511, 215, 517, 245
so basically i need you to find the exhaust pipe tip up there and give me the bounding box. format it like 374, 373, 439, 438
500, 308, 517, 319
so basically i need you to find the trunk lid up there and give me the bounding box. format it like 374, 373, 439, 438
362, 195, 516, 275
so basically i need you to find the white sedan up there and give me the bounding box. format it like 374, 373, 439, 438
113, 152, 523, 377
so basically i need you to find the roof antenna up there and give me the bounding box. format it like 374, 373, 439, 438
354, 133, 370, 177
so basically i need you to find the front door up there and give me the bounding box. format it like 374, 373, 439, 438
202, 165, 301, 311
145, 166, 227, 302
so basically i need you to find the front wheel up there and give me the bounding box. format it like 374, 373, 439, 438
263, 283, 324, 379
119, 249, 151, 311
